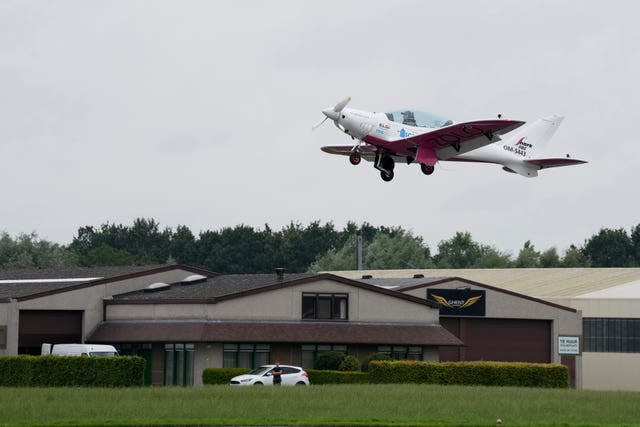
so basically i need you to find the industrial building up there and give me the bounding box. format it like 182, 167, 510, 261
332, 268, 640, 391
0, 265, 461, 386
6, 265, 634, 389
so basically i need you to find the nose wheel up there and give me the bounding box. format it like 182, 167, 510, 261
349, 152, 361, 165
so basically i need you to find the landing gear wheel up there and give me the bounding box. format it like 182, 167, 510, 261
381, 155, 395, 171
380, 170, 394, 182
421, 164, 435, 175
349, 152, 361, 165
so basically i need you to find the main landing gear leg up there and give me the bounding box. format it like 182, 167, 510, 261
374, 153, 396, 182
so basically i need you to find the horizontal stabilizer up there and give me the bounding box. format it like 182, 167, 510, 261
525, 158, 588, 169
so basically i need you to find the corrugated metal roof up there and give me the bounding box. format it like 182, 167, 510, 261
324, 268, 640, 298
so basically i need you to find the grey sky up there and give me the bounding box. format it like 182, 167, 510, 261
1, 0, 639, 257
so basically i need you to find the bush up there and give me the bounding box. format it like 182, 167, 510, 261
306, 369, 369, 384
202, 368, 250, 385
361, 352, 391, 372
0, 355, 144, 387
314, 351, 345, 370
368, 360, 569, 388
338, 355, 360, 371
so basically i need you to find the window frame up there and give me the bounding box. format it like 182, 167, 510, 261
301, 293, 349, 321
377, 345, 423, 360
583, 318, 640, 353
223, 343, 271, 369
0, 325, 6, 350
164, 343, 195, 386
301, 344, 348, 369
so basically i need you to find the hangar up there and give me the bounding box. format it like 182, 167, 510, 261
2, 264, 605, 388
333, 268, 640, 391
0, 265, 461, 386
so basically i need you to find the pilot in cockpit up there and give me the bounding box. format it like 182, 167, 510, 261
401, 110, 417, 126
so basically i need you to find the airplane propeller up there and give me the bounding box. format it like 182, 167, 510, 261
312, 96, 351, 130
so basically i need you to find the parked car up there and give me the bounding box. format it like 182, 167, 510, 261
230, 364, 309, 386
41, 343, 119, 357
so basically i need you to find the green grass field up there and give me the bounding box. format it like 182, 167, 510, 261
1, 384, 639, 427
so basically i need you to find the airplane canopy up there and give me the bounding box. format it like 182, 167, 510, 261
385, 110, 453, 128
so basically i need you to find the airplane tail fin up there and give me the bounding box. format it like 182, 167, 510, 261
502, 115, 564, 159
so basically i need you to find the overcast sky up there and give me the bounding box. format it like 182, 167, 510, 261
1, 0, 639, 257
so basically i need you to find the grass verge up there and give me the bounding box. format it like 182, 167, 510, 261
1, 384, 639, 426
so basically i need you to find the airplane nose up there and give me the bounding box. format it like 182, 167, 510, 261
322, 108, 340, 121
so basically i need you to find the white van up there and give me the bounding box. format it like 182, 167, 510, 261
41, 343, 118, 357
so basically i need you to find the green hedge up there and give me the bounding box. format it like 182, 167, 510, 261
306, 369, 369, 384
202, 368, 250, 385
0, 355, 145, 387
368, 360, 569, 388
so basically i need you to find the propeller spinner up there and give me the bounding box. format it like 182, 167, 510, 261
312, 96, 351, 130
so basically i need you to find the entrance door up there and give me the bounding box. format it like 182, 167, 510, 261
439, 317, 551, 363
19, 310, 83, 355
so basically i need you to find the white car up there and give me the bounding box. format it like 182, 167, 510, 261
230, 364, 310, 386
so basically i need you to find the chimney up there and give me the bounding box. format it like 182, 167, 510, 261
275, 268, 285, 280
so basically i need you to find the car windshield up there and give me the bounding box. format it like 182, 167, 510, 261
385, 110, 453, 128
247, 366, 272, 376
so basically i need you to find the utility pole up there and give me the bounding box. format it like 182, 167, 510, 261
356, 231, 363, 270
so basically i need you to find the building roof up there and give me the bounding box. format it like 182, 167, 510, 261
88, 320, 463, 346
326, 268, 640, 298
109, 272, 439, 308
113, 273, 317, 300
0, 265, 167, 280
0, 264, 215, 301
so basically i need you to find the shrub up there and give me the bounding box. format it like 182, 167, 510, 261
306, 369, 369, 384
339, 355, 360, 371
361, 352, 391, 372
368, 360, 569, 388
314, 351, 345, 370
0, 355, 144, 387
202, 368, 250, 385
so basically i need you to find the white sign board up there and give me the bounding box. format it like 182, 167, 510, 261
558, 335, 581, 355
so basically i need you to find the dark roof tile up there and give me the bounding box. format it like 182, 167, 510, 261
89, 320, 463, 346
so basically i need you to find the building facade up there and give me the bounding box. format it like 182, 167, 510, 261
0, 266, 461, 386
333, 268, 640, 391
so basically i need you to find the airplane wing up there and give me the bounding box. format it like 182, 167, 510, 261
363, 119, 525, 163
321, 145, 377, 161
525, 158, 588, 169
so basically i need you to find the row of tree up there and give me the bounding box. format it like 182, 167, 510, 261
2, 218, 640, 272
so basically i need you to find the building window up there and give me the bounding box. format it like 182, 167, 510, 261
302, 293, 348, 320
301, 344, 347, 368
0, 325, 6, 350
583, 318, 640, 353
164, 343, 195, 386
377, 345, 423, 360
223, 343, 270, 369
118, 343, 153, 385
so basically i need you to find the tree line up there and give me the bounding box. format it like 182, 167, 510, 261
1, 218, 640, 272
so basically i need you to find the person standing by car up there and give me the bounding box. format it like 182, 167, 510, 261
271, 362, 283, 386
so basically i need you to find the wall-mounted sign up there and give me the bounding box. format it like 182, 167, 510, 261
558, 335, 581, 355
427, 289, 486, 316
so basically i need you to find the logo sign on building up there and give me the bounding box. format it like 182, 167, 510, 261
558, 335, 581, 355
427, 289, 486, 316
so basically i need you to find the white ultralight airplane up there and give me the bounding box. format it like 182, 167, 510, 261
314, 97, 587, 181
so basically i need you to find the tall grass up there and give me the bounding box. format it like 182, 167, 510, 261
1, 384, 639, 426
